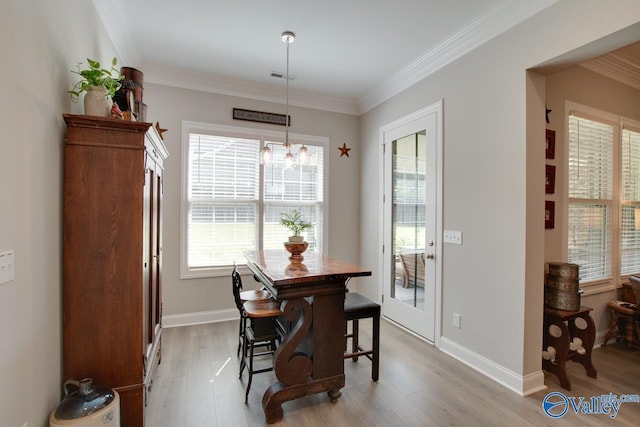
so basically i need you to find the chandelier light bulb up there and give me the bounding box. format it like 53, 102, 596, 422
298, 145, 308, 164
260, 145, 272, 164
284, 151, 294, 168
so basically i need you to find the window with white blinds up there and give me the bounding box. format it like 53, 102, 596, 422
567, 107, 640, 285
567, 115, 614, 282
182, 123, 326, 277
620, 128, 640, 275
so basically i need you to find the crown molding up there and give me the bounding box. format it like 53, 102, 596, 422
94, 0, 558, 116
142, 63, 360, 115
357, 0, 560, 113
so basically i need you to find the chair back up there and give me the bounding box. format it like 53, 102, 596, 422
232, 264, 244, 312
628, 276, 640, 305
399, 252, 425, 288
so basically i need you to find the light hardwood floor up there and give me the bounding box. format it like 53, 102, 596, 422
145, 319, 640, 426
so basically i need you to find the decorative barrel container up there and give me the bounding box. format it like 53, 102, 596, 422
544, 262, 580, 311
50, 378, 120, 427
548, 262, 579, 279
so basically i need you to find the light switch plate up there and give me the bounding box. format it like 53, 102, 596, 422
0, 250, 15, 284
444, 230, 462, 245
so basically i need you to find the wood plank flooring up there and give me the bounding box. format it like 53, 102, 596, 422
145, 319, 640, 426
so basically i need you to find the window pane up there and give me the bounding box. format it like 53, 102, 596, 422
622, 129, 640, 202
567, 203, 611, 281
188, 203, 257, 267
263, 143, 323, 252
568, 116, 614, 200
621, 204, 640, 275
263, 204, 322, 251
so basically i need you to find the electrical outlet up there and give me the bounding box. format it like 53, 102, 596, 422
453, 313, 461, 329
444, 230, 462, 245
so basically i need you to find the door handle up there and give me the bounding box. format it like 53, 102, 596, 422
426, 253, 435, 260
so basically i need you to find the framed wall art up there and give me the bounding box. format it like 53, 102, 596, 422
546, 129, 556, 159
545, 165, 556, 194
545, 200, 555, 229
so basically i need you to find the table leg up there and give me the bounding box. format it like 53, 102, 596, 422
568, 313, 597, 379
543, 316, 571, 390
262, 294, 346, 424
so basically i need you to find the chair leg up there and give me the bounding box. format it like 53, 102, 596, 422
372, 314, 380, 381
239, 327, 247, 379
603, 311, 618, 347
352, 319, 360, 362
237, 316, 244, 357
245, 339, 255, 404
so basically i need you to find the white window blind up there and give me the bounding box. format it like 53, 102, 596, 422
263, 143, 324, 251
620, 128, 640, 275
187, 134, 260, 268
183, 124, 326, 276
566, 109, 640, 285
567, 115, 614, 282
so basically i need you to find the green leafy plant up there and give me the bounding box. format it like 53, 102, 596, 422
280, 209, 312, 236
68, 57, 122, 101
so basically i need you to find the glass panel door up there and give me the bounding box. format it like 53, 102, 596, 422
381, 102, 441, 342
392, 132, 426, 310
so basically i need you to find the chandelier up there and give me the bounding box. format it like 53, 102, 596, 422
261, 31, 308, 167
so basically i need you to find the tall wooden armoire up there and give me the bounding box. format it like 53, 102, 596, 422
62, 114, 168, 426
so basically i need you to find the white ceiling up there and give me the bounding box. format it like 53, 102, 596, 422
94, 0, 562, 114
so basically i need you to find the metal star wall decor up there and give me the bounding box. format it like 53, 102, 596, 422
155, 122, 168, 139
546, 106, 552, 124
338, 143, 351, 158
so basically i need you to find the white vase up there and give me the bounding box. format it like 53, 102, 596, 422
83, 86, 112, 117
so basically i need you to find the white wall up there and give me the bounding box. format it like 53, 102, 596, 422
358, 0, 640, 394
0, 1, 120, 426
142, 84, 363, 318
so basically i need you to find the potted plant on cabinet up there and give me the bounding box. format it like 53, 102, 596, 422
280, 209, 311, 261
68, 57, 122, 117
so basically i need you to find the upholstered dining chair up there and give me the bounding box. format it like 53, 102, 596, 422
344, 291, 380, 381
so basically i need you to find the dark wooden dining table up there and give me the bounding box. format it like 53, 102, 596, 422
244, 250, 371, 424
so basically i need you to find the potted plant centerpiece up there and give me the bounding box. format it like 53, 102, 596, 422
280, 209, 312, 261
69, 57, 122, 117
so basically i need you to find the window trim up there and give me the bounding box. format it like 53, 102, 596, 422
180, 120, 329, 279
565, 101, 640, 291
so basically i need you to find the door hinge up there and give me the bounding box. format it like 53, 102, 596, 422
381, 294, 384, 303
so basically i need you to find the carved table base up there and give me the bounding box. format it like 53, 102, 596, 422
244, 250, 371, 424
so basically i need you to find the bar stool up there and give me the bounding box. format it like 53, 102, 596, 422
344, 292, 380, 381
240, 299, 283, 403
232, 265, 272, 356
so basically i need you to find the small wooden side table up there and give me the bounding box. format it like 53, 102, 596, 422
542, 306, 597, 390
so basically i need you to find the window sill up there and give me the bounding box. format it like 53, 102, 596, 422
579, 278, 616, 296
180, 263, 251, 280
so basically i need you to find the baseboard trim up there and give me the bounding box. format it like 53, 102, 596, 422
439, 337, 545, 396
163, 309, 237, 328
